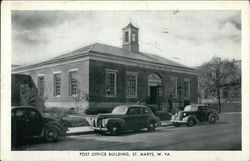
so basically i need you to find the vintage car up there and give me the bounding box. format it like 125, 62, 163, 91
92, 105, 161, 135
170, 104, 219, 127
11, 106, 68, 145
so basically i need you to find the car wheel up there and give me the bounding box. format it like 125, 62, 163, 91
108, 124, 120, 135
209, 115, 216, 124
187, 118, 196, 127
44, 126, 58, 142
148, 121, 156, 131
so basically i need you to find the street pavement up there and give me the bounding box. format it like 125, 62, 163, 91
14, 112, 241, 150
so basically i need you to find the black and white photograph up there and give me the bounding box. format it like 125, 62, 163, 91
1, 1, 249, 161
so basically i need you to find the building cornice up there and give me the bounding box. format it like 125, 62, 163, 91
12, 50, 197, 76
89, 52, 198, 75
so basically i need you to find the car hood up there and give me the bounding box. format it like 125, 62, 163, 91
42, 115, 60, 122
182, 111, 197, 114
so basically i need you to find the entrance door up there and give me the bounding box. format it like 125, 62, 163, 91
150, 86, 158, 104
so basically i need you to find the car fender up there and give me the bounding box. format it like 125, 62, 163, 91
147, 116, 160, 127
209, 112, 219, 120
183, 115, 199, 124
106, 118, 126, 129
42, 121, 66, 136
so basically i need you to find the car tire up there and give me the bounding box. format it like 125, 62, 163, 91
148, 121, 156, 131
108, 123, 120, 135
187, 118, 196, 127
209, 115, 216, 124
44, 126, 59, 142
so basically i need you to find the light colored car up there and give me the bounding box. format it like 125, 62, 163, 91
170, 104, 219, 127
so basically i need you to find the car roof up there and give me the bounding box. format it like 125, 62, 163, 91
11, 106, 38, 111
189, 104, 209, 107
128, 105, 149, 108
115, 104, 149, 108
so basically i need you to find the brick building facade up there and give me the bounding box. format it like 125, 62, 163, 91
12, 23, 198, 112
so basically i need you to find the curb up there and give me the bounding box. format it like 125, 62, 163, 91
161, 123, 172, 127
66, 130, 94, 136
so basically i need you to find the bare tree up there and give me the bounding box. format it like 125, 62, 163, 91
198, 57, 241, 113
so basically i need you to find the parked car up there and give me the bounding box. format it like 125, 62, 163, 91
92, 105, 161, 135
170, 104, 219, 127
11, 106, 68, 146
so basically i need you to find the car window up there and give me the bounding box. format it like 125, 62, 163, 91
205, 106, 211, 112
15, 110, 24, 117
112, 106, 128, 114
184, 105, 198, 111
138, 107, 143, 114
27, 110, 40, 119
144, 108, 151, 114
127, 108, 136, 115
198, 106, 206, 112
127, 107, 142, 115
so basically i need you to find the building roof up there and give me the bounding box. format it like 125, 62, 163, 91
12, 42, 196, 72
123, 23, 139, 30
50, 43, 192, 69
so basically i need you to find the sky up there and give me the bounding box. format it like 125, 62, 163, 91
12, 10, 241, 67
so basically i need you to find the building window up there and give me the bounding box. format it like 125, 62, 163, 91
125, 31, 129, 42
105, 70, 117, 96
53, 73, 61, 96
132, 33, 136, 42
38, 76, 45, 97
184, 79, 190, 98
126, 72, 138, 97
170, 77, 177, 97
69, 71, 78, 96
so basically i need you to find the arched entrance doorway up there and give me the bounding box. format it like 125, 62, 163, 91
148, 73, 164, 110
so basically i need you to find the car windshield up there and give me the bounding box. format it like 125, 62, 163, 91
112, 106, 128, 114
184, 105, 198, 111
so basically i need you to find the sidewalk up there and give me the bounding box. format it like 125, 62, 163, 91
67, 120, 172, 136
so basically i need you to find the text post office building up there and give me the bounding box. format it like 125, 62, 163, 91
12, 23, 198, 112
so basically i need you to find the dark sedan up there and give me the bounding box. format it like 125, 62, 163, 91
92, 105, 161, 135
11, 106, 68, 146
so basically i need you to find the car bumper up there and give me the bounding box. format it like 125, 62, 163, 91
170, 119, 187, 124
91, 126, 108, 131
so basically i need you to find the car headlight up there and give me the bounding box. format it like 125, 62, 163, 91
102, 119, 108, 127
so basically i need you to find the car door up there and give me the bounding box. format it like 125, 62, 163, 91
13, 109, 29, 138
125, 107, 144, 130
24, 109, 43, 136
204, 106, 211, 121
196, 106, 207, 122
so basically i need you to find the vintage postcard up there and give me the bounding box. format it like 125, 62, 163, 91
1, 1, 249, 161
